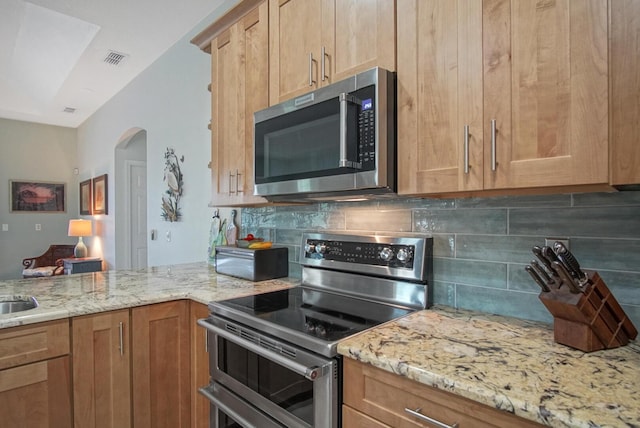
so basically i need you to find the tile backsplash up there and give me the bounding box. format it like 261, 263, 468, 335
241, 191, 640, 327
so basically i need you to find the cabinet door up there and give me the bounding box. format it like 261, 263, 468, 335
397, 0, 483, 195
269, 0, 323, 104
72, 310, 131, 428
190, 302, 210, 428
484, 0, 608, 190
610, 0, 640, 186
132, 301, 191, 428
326, 0, 396, 83
210, 1, 268, 206
0, 356, 72, 427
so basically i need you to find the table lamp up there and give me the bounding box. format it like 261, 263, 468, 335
68, 219, 92, 258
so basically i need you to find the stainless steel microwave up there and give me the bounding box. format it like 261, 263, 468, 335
254, 67, 395, 202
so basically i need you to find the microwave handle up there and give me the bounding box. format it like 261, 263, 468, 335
338, 93, 362, 169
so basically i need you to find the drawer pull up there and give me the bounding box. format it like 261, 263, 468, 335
118, 321, 124, 356
404, 407, 459, 428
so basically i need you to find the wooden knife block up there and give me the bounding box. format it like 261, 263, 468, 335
538, 270, 638, 352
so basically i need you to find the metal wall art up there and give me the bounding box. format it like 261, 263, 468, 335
161, 147, 184, 222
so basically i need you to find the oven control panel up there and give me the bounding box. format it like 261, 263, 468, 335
303, 239, 414, 269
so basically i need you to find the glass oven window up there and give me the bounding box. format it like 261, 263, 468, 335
218, 338, 314, 426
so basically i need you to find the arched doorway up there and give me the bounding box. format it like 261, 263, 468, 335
115, 128, 147, 269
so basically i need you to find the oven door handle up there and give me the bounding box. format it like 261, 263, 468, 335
198, 319, 330, 382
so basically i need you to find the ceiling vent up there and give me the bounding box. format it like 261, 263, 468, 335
63, 107, 76, 113
103, 50, 128, 66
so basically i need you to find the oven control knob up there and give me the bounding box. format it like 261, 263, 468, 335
379, 247, 394, 261
315, 243, 327, 254
396, 248, 411, 262
304, 243, 315, 254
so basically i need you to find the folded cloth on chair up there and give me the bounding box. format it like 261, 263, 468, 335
22, 266, 61, 277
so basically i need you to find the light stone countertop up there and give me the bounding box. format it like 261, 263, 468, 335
337, 307, 640, 428
0, 262, 297, 329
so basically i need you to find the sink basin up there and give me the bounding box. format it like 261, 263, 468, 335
0, 296, 39, 314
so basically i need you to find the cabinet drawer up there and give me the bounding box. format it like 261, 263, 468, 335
0, 319, 70, 370
343, 358, 542, 428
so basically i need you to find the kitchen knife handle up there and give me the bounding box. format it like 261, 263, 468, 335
463, 125, 470, 174
553, 261, 582, 293
525, 265, 551, 292
533, 246, 558, 277
530, 260, 552, 284
554, 242, 588, 283
490, 119, 497, 171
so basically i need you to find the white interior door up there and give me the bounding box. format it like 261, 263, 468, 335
129, 161, 147, 269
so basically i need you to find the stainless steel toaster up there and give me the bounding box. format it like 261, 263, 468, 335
215, 246, 289, 281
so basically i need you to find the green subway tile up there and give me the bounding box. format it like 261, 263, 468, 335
432, 234, 455, 258
456, 235, 542, 263
275, 229, 307, 246
572, 191, 640, 207
509, 264, 549, 293
455, 285, 552, 323
344, 209, 412, 231
378, 197, 455, 210
432, 281, 456, 306
598, 270, 640, 305
434, 258, 507, 288
509, 206, 640, 238
414, 209, 506, 234
456, 194, 571, 209
571, 238, 640, 272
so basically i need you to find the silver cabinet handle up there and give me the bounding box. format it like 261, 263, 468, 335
321, 46, 327, 81
463, 125, 470, 174
308, 52, 316, 86
236, 169, 243, 194
490, 119, 497, 171
118, 321, 124, 356
228, 171, 235, 195
204, 329, 208, 352
404, 408, 459, 428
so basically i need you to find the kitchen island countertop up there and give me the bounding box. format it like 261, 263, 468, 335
0, 262, 296, 329
338, 307, 640, 428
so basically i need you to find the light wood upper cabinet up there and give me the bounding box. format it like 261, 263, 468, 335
269, 0, 396, 105
398, 0, 608, 196
72, 310, 131, 428
132, 301, 191, 428
210, 1, 269, 206
610, 0, 640, 186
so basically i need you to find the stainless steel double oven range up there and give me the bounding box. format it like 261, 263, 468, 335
198, 232, 433, 428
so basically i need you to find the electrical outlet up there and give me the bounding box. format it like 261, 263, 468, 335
545, 237, 569, 250
2, 224, 7, 231
35, 224, 41, 231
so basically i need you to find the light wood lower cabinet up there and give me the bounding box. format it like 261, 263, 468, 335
190, 302, 210, 428
343, 358, 542, 428
72, 300, 203, 428
0, 319, 72, 427
132, 300, 191, 428
72, 309, 131, 428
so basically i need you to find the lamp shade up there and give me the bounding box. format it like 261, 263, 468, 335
68, 219, 92, 237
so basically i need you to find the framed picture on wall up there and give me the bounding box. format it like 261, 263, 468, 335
9, 180, 66, 212
92, 174, 108, 215
79, 179, 92, 215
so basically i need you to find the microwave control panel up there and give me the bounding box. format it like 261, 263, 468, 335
357, 85, 376, 169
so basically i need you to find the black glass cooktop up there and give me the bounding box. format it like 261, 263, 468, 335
211, 287, 412, 345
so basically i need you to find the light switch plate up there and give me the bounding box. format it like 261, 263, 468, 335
35, 224, 41, 231
2, 224, 7, 231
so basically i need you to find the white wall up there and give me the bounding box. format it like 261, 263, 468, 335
0, 118, 78, 279
77, 1, 238, 269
